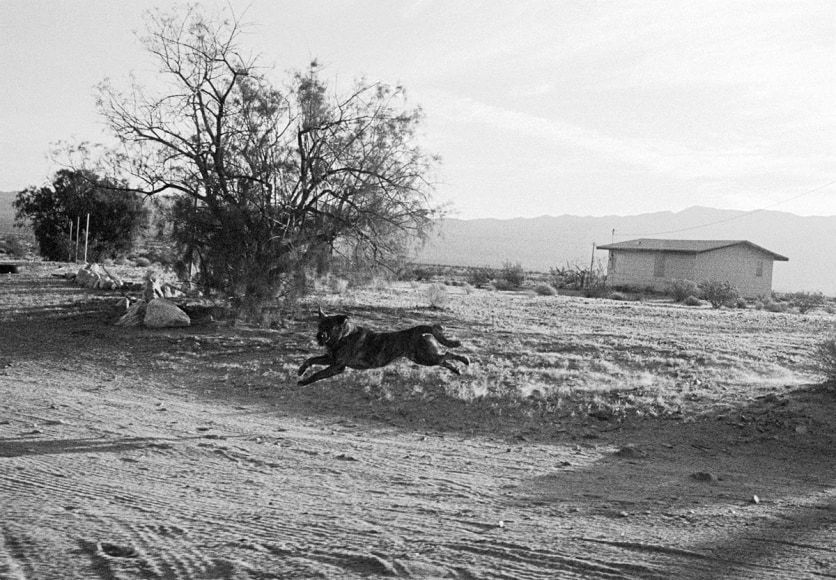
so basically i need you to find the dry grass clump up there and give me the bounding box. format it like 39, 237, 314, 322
683, 295, 702, 307
426, 283, 449, 309
533, 284, 557, 296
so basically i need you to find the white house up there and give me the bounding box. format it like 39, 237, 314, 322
596, 239, 788, 297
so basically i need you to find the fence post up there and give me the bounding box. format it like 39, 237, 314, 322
587, 242, 596, 289
75, 216, 80, 263
68, 219, 74, 262
83, 213, 90, 264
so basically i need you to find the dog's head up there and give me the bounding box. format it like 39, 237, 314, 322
315, 306, 350, 347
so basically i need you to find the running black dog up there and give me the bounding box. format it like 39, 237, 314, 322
298, 307, 470, 385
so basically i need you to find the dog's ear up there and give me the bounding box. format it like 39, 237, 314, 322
317, 305, 326, 319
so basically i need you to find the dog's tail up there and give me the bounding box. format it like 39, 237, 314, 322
431, 324, 462, 348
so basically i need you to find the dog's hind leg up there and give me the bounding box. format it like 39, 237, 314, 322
430, 325, 462, 348
410, 335, 469, 374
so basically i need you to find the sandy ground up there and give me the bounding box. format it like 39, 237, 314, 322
1, 264, 836, 579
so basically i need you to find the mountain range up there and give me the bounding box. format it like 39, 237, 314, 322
417, 206, 836, 294
2, 190, 832, 293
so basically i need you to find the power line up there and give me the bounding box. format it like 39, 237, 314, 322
615, 178, 836, 238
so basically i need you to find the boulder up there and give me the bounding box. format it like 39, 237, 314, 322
144, 298, 190, 328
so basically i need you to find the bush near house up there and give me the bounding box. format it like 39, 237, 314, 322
666, 279, 701, 302
699, 280, 741, 309
683, 295, 703, 307
785, 291, 827, 314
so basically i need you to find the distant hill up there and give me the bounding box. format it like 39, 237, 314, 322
417, 207, 836, 294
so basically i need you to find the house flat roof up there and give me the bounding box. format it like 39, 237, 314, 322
596, 239, 789, 261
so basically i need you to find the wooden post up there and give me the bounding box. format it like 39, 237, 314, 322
587, 242, 596, 289
68, 219, 74, 262
74, 216, 80, 263
83, 213, 90, 264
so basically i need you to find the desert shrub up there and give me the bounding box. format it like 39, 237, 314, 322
762, 299, 788, 313
426, 283, 449, 309
492, 279, 517, 291
583, 282, 609, 299
1, 236, 29, 258
467, 266, 495, 288
666, 279, 700, 302
816, 336, 836, 382
499, 261, 526, 288
409, 266, 434, 281
609, 291, 627, 301
699, 280, 740, 309
134, 257, 151, 267
734, 297, 748, 309
533, 284, 557, 296
683, 295, 702, 307
786, 291, 827, 314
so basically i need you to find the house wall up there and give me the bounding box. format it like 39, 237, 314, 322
606, 245, 776, 297
607, 251, 696, 290
693, 245, 774, 297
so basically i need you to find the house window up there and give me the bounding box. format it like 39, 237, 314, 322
755, 260, 764, 278
654, 253, 666, 277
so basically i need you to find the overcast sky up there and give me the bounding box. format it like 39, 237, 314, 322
1, 0, 834, 218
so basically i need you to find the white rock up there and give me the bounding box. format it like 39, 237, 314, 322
144, 298, 190, 328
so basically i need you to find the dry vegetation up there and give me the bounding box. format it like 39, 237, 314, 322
2, 262, 836, 579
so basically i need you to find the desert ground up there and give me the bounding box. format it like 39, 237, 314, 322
1, 262, 835, 579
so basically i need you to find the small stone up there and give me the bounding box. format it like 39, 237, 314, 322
795, 425, 808, 434
690, 472, 718, 483
615, 445, 646, 459
752, 495, 760, 504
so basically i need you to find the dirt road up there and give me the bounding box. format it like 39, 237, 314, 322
2, 266, 836, 579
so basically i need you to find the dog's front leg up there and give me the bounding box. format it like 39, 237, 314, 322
298, 364, 346, 386
298, 354, 333, 377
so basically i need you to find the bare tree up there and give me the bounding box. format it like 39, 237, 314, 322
91, 5, 441, 313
